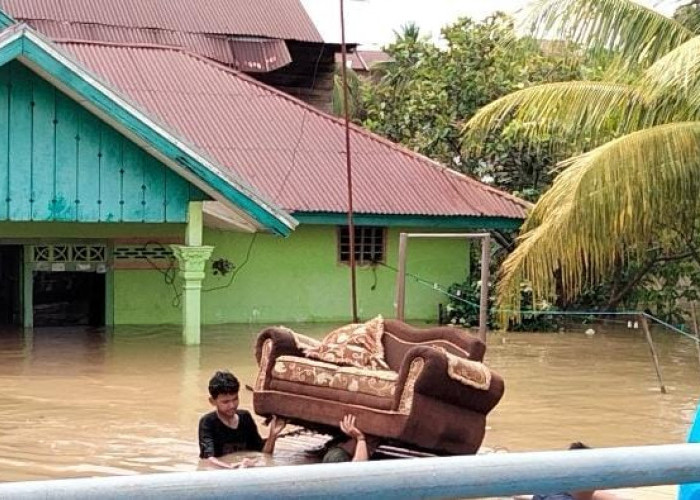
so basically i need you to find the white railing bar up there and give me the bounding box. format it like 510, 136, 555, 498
0, 443, 699, 499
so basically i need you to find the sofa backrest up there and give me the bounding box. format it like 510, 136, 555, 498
382, 319, 486, 372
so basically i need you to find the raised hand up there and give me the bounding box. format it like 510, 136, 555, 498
339, 414, 365, 440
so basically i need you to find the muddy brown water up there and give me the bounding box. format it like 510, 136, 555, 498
0, 323, 698, 482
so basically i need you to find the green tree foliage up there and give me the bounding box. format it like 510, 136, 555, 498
356, 14, 585, 199
674, 1, 700, 34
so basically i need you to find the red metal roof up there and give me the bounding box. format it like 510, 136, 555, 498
27, 19, 292, 72
0, 0, 323, 42
57, 40, 527, 219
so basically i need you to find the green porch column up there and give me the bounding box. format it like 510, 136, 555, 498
172, 202, 213, 345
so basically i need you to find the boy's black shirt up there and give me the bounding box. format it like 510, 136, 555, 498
198, 409, 264, 458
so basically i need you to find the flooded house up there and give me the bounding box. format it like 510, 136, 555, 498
0, 0, 527, 343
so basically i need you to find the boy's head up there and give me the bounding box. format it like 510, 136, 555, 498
208, 371, 240, 418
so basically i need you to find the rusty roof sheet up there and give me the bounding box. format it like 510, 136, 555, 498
57, 40, 527, 219
0, 0, 323, 42
27, 19, 292, 72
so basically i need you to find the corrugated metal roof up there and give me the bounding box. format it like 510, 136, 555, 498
57, 40, 527, 219
27, 19, 292, 72
0, 0, 323, 42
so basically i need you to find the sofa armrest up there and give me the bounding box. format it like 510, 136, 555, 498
254, 327, 310, 392
255, 326, 319, 364
395, 345, 504, 415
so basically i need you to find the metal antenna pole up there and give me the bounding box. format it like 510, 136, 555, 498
339, 0, 358, 322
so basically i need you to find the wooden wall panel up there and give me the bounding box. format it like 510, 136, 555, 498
0, 61, 206, 223
76, 108, 101, 221
31, 77, 55, 220
8, 63, 32, 220
0, 64, 9, 221
142, 154, 166, 221
54, 90, 79, 220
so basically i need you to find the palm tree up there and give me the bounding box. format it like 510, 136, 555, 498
462, 0, 700, 319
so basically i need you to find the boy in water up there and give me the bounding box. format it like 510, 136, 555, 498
198, 370, 286, 469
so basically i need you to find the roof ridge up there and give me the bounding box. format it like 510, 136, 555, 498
25, 18, 284, 43
55, 37, 196, 53
56, 37, 530, 214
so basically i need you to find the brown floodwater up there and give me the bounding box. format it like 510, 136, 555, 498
0, 323, 698, 483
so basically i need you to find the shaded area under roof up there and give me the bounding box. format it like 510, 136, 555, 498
337, 50, 392, 72
57, 40, 528, 220
0, 0, 323, 42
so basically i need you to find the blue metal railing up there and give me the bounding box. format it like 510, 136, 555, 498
1, 443, 699, 499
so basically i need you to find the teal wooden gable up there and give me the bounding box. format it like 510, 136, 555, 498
0, 60, 207, 223
0, 23, 296, 234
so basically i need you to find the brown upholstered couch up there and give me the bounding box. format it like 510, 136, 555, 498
253, 319, 504, 455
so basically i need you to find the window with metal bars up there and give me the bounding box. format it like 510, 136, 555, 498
337, 226, 386, 265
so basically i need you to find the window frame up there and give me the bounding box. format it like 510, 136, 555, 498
336, 225, 387, 266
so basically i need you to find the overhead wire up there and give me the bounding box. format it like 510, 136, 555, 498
376, 261, 700, 342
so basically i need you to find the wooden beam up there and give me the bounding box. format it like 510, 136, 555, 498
478, 235, 491, 342
640, 314, 667, 394
394, 232, 408, 321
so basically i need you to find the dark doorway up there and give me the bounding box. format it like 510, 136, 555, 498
33, 272, 105, 327
0, 245, 22, 325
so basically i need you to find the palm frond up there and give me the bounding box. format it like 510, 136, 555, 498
497, 121, 700, 319
524, 0, 694, 66
642, 35, 700, 115
462, 81, 651, 154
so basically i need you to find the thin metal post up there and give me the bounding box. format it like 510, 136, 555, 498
478, 235, 490, 342
394, 232, 408, 321
339, 0, 358, 323
640, 314, 667, 394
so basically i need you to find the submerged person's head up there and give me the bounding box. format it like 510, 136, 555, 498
568, 442, 590, 450
208, 371, 240, 418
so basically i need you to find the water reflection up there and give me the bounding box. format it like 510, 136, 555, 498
0, 324, 698, 482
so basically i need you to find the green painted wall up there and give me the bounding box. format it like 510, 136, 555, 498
0, 60, 205, 223
112, 225, 470, 324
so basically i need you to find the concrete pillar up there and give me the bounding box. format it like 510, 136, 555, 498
172, 202, 212, 346
171, 245, 213, 345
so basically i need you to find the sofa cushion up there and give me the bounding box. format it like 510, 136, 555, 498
304, 315, 389, 370
272, 355, 397, 399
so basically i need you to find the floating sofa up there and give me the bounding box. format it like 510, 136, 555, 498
253, 318, 504, 455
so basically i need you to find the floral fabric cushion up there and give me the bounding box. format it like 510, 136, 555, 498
272, 355, 397, 398
304, 315, 389, 370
